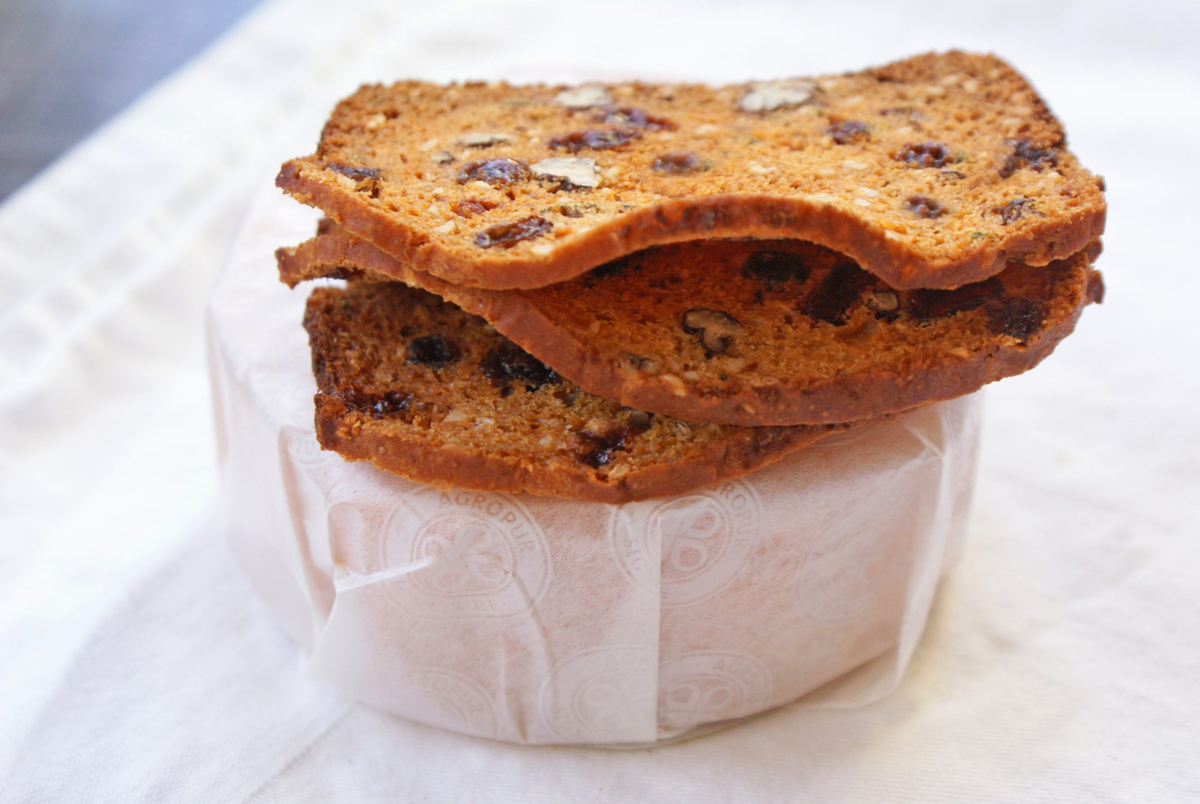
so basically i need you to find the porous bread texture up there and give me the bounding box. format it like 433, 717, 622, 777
281, 225, 1104, 427
277, 50, 1105, 291
304, 282, 842, 502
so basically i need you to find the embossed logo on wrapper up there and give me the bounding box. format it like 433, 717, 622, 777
793, 500, 906, 624
609, 480, 762, 606
540, 646, 658, 742
283, 424, 330, 469
380, 488, 551, 619
658, 651, 773, 731
390, 667, 500, 739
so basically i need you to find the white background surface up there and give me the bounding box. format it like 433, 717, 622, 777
1, 0, 1198, 800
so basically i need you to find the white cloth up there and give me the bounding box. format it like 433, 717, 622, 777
1, 0, 1198, 800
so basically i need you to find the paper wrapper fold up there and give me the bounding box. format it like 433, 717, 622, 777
206, 186, 982, 746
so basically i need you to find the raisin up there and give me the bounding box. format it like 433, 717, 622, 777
587, 254, 638, 282
596, 106, 674, 130
374, 391, 412, 417
576, 426, 632, 469
453, 198, 498, 217
652, 152, 702, 175
741, 250, 811, 288
799, 261, 874, 326
326, 164, 381, 180
339, 388, 367, 409
906, 277, 1004, 321
342, 389, 411, 419
999, 138, 1060, 178
626, 409, 652, 434
322, 266, 364, 282
893, 141, 951, 168
548, 128, 641, 152
683, 309, 742, 355
984, 297, 1045, 341
1086, 271, 1105, 305
456, 158, 530, 186
327, 163, 382, 196
407, 335, 460, 368
906, 195, 947, 219
991, 198, 1037, 225
474, 216, 552, 248
826, 120, 868, 144
553, 387, 581, 407
479, 341, 559, 391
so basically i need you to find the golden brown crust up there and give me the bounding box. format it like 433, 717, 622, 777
315, 395, 833, 503
276, 51, 1106, 291
303, 283, 842, 502
281, 227, 1102, 426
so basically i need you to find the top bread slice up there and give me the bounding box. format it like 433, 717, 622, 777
277, 50, 1105, 291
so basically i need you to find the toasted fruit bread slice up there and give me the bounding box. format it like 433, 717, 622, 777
284, 226, 1103, 426
278, 51, 1105, 291
303, 282, 844, 501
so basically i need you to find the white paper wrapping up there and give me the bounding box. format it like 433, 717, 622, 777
206, 183, 983, 745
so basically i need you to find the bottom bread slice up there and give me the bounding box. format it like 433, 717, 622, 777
304, 282, 844, 502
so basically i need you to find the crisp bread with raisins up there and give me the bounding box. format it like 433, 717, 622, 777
277, 51, 1105, 292
302, 282, 841, 501
283, 225, 1103, 427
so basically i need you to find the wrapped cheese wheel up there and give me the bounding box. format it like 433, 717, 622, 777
206, 183, 982, 746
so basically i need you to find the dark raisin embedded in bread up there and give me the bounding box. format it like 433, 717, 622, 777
281, 226, 1103, 427
302, 282, 842, 502
277, 51, 1105, 291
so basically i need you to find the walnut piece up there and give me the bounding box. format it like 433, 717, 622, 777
531, 157, 600, 189
555, 85, 612, 109
682, 308, 742, 355
455, 132, 512, 148
738, 80, 816, 112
